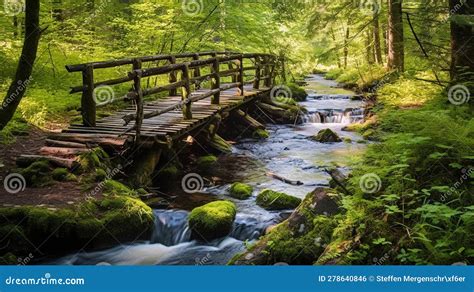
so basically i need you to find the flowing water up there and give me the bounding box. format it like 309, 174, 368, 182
51, 74, 366, 266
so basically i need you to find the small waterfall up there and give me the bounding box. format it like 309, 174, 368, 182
151, 210, 191, 246
304, 108, 364, 124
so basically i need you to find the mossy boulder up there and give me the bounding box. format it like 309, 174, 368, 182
256, 189, 301, 210
102, 180, 136, 196
188, 201, 237, 241
229, 183, 253, 200
0, 195, 155, 255
78, 148, 110, 172
94, 168, 108, 182
52, 168, 77, 182
196, 155, 218, 171
287, 83, 308, 101
19, 160, 53, 187
311, 128, 342, 143
252, 129, 270, 139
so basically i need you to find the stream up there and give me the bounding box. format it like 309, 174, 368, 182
51, 74, 366, 266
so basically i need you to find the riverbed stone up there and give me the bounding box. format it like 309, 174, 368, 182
188, 201, 237, 241
229, 182, 253, 200
311, 128, 342, 143
256, 189, 301, 210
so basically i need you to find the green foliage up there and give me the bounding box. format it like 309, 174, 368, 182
188, 201, 237, 241
229, 182, 254, 200
256, 189, 301, 210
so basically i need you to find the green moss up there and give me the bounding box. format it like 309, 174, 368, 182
252, 129, 270, 139
229, 182, 253, 200
311, 128, 342, 143
102, 179, 136, 196
287, 83, 308, 101
78, 148, 109, 172
52, 168, 76, 182
188, 201, 237, 241
256, 189, 302, 210
0, 193, 155, 255
159, 166, 180, 179
343, 137, 352, 143
20, 160, 53, 187
196, 155, 218, 170
95, 168, 108, 182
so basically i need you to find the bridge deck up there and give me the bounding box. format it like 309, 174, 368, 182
53, 85, 269, 149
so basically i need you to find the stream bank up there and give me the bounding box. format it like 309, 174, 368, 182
48, 74, 367, 265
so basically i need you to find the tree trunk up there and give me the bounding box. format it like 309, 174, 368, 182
373, 11, 383, 65
449, 0, 474, 83
0, 0, 41, 131
366, 31, 374, 65
387, 0, 404, 71
343, 26, 350, 69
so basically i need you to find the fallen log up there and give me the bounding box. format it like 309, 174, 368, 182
39, 146, 92, 156
45, 139, 89, 149
48, 133, 127, 147
233, 109, 265, 130
16, 155, 80, 170
266, 171, 303, 186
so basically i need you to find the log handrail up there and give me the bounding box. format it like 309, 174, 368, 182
66, 51, 279, 142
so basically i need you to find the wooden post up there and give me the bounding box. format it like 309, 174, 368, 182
133, 59, 143, 144
211, 58, 220, 104
81, 65, 96, 127
253, 56, 261, 90
263, 56, 271, 88
238, 55, 244, 96
181, 65, 192, 119
193, 54, 201, 89
280, 53, 287, 83
169, 56, 178, 96
268, 57, 276, 88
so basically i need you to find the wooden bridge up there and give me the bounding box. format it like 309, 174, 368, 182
40, 51, 282, 155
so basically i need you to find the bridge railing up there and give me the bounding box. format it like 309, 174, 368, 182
66, 52, 280, 140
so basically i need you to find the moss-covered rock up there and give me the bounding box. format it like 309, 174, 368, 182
256, 189, 301, 210
287, 83, 308, 101
0, 194, 155, 256
196, 155, 218, 171
229, 182, 253, 200
102, 179, 136, 196
188, 201, 237, 241
230, 188, 340, 265
20, 160, 53, 187
94, 168, 108, 182
311, 128, 342, 143
252, 129, 270, 139
78, 148, 110, 172
52, 168, 76, 182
